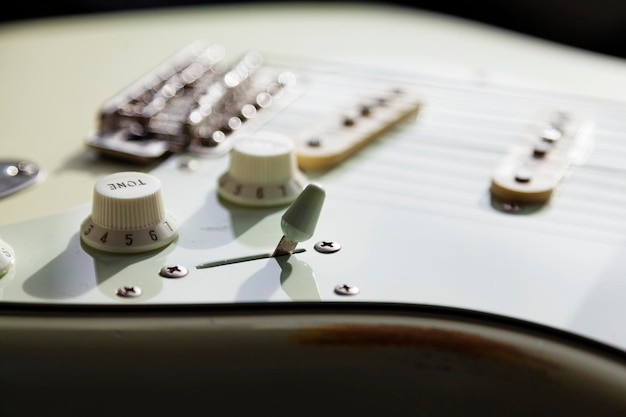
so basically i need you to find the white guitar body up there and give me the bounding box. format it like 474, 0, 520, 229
1, 4, 626, 415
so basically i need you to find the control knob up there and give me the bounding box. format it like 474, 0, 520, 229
218, 131, 307, 206
80, 171, 178, 253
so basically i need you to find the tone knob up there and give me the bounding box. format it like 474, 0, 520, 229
80, 171, 178, 253
218, 131, 307, 206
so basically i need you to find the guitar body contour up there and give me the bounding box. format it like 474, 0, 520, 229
1, 4, 626, 415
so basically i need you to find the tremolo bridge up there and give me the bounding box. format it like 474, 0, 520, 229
86, 40, 302, 163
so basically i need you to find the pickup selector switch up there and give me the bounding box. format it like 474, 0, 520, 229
218, 131, 307, 206
80, 171, 178, 253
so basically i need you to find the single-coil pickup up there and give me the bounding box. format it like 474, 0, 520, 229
490, 111, 594, 204
294, 87, 422, 170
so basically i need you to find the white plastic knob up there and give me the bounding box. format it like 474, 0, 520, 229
0, 237, 15, 276
218, 131, 307, 206
80, 171, 178, 253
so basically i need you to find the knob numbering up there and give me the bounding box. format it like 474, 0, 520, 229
80, 171, 178, 253
218, 131, 307, 207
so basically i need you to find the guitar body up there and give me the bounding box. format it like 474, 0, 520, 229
2, 4, 626, 415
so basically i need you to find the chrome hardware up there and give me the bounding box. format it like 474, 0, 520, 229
314, 240, 341, 254
86, 41, 302, 163
0, 160, 39, 199
116, 285, 143, 298
334, 284, 359, 296
159, 265, 189, 279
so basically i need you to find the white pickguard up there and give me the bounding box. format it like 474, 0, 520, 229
2, 47, 626, 357
2, 5, 626, 374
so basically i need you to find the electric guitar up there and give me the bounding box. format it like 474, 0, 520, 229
2, 4, 626, 415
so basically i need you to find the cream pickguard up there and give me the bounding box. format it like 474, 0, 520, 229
2, 3, 626, 344
2, 6, 626, 414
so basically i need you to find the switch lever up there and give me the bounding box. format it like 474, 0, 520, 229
272, 183, 325, 257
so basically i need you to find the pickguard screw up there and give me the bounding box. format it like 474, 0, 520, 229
178, 158, 199, 171
160, 265, 189, 279
314, 240, 341, 254
334, 284, 359, 296
116, 285, 142, 298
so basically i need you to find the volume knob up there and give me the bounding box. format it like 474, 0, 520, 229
218, 131, 307, 206
80, 171, 178, 253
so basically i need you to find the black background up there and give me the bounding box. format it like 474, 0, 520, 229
3, 0, 626, 60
